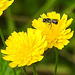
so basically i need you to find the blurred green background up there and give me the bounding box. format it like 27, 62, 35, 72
0, 0, 75, 75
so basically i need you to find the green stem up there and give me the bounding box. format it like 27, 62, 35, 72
33, 64, 38, 75
0, 28, 6, 49
61, 4, 75, 14
5, 7, 15, 34
23, 66, 27, 75
0, 27, 6, 75
12, 68, 16, 75
54, 49, 59, 75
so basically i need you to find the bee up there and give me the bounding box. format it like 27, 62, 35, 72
43, 18, 58, 24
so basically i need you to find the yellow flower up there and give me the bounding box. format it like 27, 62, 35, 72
0, 0, 14, 16
32, 11, 74, 50
1, 28, 47, 68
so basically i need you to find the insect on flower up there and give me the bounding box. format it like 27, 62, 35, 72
32, 12, 74, 50
43, 18, 58, 24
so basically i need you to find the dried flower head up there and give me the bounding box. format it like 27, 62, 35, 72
1, 28, 47, 68
32, 11, 74, 50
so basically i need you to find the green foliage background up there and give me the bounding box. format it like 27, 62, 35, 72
0, 0, 75, 75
